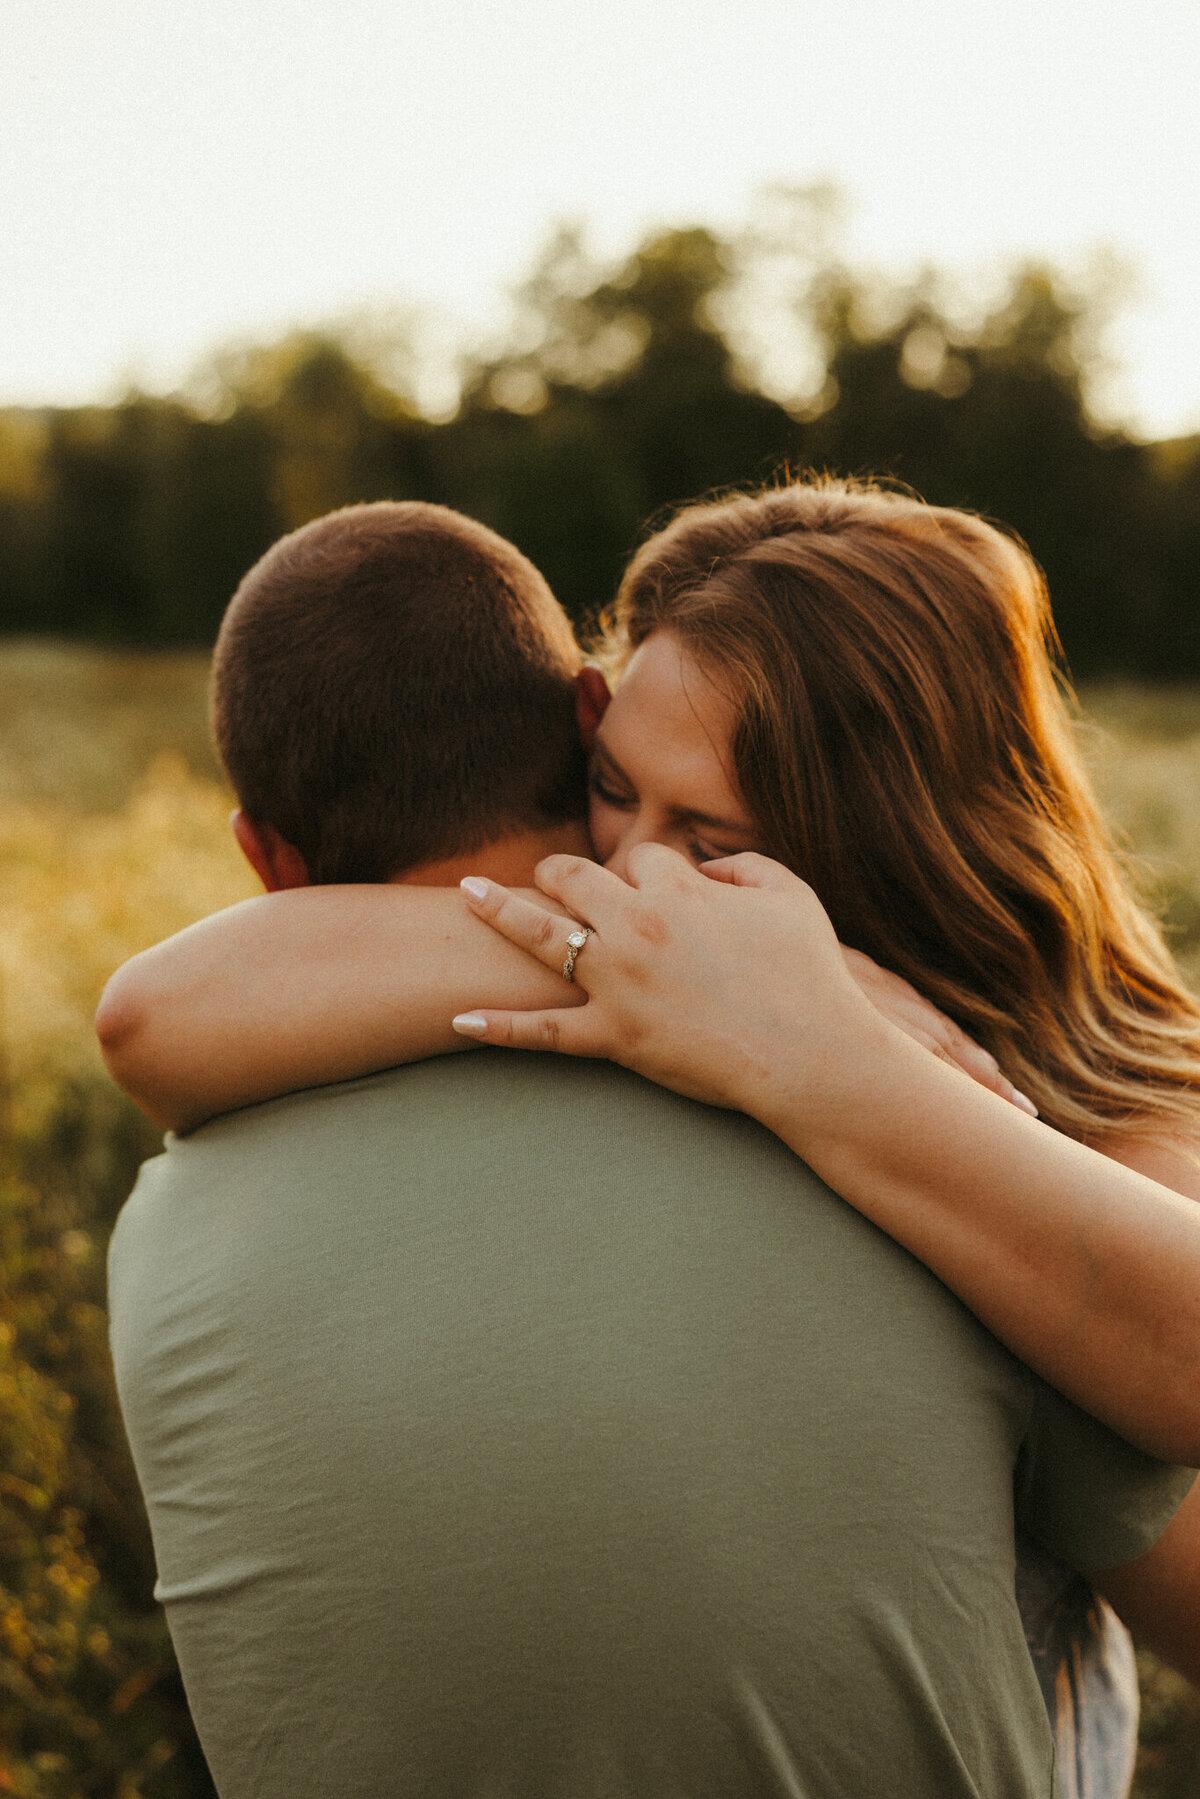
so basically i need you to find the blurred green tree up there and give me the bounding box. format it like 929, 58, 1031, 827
0, 210, 1197, 666
797, 263, 1167, 672
444, 224, 801, 623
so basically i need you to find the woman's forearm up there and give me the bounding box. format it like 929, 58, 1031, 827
96, 885, 580, 1133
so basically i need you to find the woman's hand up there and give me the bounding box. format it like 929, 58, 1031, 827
453, 845, 1034, 1117
452, 844, 895, 1130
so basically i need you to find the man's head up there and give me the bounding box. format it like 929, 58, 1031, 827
211, 502, 587, 885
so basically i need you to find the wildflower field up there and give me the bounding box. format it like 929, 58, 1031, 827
2, 641, 1199, 1796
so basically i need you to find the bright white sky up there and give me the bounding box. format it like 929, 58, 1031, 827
5, 0, 1200, 438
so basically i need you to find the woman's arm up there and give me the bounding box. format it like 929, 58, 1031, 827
97, 875, 1030, 1136
453, 846, 1200, 1466
96, 884, 582, 1132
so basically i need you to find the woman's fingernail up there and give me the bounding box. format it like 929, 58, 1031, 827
461, 877, 489, 901
452, 1013, 489, 1037
1012, 1089, 1039, 1118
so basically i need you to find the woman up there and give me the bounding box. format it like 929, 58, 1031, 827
101, 480, 1200, 1796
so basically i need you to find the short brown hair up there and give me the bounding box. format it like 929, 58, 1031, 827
212, 502, 585, 882
605, 477, 1200, 1142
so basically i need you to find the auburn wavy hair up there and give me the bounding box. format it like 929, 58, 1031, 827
602, 478, 1200, 1143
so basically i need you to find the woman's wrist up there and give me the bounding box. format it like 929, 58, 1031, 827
740, 1003, 912, 1166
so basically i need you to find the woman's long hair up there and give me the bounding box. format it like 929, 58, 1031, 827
602, 477, 1200, 1143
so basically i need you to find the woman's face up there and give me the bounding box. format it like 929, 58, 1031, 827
587, 631, 763, 879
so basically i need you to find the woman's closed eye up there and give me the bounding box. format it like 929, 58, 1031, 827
588, 770, 634, 809
687, 832, 741, 865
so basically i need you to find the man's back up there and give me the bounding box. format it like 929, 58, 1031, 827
108, 1053, 1185, 1798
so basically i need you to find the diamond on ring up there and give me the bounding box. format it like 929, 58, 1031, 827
562, 927, 592, 983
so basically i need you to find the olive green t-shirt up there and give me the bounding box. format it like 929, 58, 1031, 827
108, 1053, 1193, 1799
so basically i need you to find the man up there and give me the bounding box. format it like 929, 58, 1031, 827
106, 502, 1192, 1798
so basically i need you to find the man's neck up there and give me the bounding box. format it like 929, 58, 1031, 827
394, 819, 592, 889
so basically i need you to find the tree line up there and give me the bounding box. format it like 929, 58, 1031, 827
3, 205, 1200, 677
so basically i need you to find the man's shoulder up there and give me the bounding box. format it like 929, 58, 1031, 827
115, 1051, 989, 1389
118, 1049, 836, 1245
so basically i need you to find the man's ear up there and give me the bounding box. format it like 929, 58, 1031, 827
575, 665, 611, 755
231, 809, 311, 892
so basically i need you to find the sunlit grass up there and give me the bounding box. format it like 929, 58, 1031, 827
1081, 683, 1200, 988
0, 755, 257, 1134
0, 645, 256, 1138
0, 639, 222, 813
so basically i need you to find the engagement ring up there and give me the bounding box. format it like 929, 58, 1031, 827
562, 928, 592, 983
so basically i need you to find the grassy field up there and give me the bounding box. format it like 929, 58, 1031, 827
0, 644, 256, 1141
2, 641, 1200, 1795
1081, 683, 1200, 989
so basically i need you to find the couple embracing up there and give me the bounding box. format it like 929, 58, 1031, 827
102, 486, 1200, 1798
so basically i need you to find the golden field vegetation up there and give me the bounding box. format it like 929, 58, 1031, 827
0, 643, 255, 1128
3, 641, 1200, 1795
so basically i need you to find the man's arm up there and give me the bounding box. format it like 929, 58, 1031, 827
96, 885, 582, 1132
